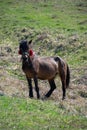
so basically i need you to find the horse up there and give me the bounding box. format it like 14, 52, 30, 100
18, 40, 70, 100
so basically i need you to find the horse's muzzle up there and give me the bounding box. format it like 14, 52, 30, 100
22, 53, 29, 62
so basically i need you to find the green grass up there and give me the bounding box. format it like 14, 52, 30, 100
0, 0, 86, 76
0, 0, 87, 36
0, 0, 87, 66
0, 96, 87, 130
0, 1, 87, 129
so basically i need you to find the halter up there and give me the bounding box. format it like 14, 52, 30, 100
18, 49, 35, 63
18, 49, 34, 57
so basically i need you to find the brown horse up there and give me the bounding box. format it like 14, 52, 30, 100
19, 40, 70, 100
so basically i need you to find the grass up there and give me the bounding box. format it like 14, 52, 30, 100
0, 0, 87, 65
0, 96, 87, 130
0, 0, 87, 36
0, 0, 87, 129
0, 0, 86, 84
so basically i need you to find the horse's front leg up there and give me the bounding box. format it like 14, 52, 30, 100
26, 76, 33, 98
34, 76, 40, 99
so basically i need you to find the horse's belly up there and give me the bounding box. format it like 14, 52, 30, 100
38, 70, 58, 80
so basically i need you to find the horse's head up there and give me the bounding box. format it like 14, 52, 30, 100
19, 40, 33, 62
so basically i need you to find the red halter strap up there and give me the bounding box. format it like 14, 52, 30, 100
29, 49, 33, 56
18, 49, 34, 56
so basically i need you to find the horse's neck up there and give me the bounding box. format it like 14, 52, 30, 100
22, 58, 32, 69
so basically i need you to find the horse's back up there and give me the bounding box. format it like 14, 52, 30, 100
33, 56, 59, 80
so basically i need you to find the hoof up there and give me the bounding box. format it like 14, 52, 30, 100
29, 97, 33, 99
37, 95, 40, 99
41, 96, 48, 101
62, 97, 65, 100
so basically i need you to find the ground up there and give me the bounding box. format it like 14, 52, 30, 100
0, 44, 87, 116
0, 1, 87, 128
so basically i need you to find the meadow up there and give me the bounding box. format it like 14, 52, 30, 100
0, 0, 87, 129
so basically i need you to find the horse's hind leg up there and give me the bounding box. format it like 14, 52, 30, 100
45, 79, 56, 98
60, 73, 66, 100
61, 80, 66, 100
60, 70, 66, 100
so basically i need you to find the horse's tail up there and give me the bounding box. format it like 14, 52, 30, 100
66, 64, 70, 88
54, 56, 70, 88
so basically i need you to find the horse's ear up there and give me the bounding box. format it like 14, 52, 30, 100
28, 40, 33, 49
28, 40, 32, 45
